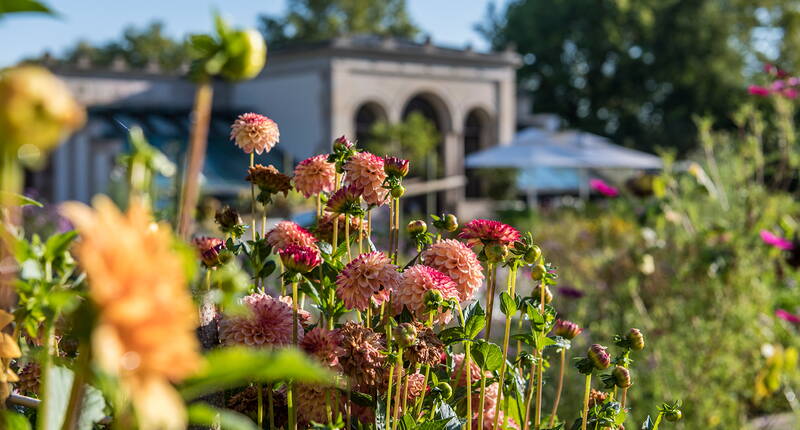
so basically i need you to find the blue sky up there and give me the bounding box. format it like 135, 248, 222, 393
0, 0, 510, 67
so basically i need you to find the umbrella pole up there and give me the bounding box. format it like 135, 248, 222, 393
578, 168, 589, 200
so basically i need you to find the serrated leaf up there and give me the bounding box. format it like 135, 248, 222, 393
499, 291, 517, 316
478, 342, 503, 371
437, 326, 465, 345
187, 403, 258, 430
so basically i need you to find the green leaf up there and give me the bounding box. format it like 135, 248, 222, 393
434, 403, 463, 430
397, 413, 416, 430
187, 403, 259, 430
43, 231, 77, 262
499, 291, 517, 316
180, 347, 336, 400
463, 302, 486, 339
258, 260, 276, 279
0, 191, 43, 207
0, 0, 54, 15
478, 342, 503, 371
38, 366, 107, 430
1, 411, 32, 430
438, 326, 465, 345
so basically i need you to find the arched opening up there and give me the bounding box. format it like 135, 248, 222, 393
463, 109, 492, 197
401, 93, 450, 213
354, 102, 387, 146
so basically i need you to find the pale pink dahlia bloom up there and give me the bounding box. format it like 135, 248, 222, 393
394, 265, 459, 323
296, 384, 342, 426
336, 251, 400, 311
294, 154, 337, 198
343, 151, 388, 206
451, 353, 482, 388
266, 221, 317, 250
422, 239, 484, 302
405, 372, 427, 401
475, 408, 520, 430
219, 293, 297, 346
458, 219, 521, 247
279, 295, 312, 328
300, 327, 345, 369
230, 113, 280, 155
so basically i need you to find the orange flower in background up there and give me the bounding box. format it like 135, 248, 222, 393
62, 197, 201, 430
0, 310, 20, 402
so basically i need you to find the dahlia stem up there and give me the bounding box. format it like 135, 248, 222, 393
325, 389, 333, 425
332, 173, 340, 250
386, 359, 396, 430
477, 375, 487, 430
60, 342, 90, 430
503, 389, 511, 429
484, 263, 497, 339
393, 197, 400, 264
455, 305, 473, 430
388, 198, 395, 262
250, 152, 256, 241
367, 210, 373, 240
534, 281, 546, 429
358, 215, 364, 254
401, 371, 410, 416
287, 383, 296, 430
345, 214, 352, 262
548, 348, 566, 428
621, 386, 628, 408
257, 383, 264, 428
177, 79, 213, 238
268, 387, 275, 430
523, 359, 535, 430
581, 374, 592, 430
415, 363, 430, 416
391, 348, 404, 430
290, 280, 299, 430
316, 193, 322, 219
651, 412, 664, 430
493, 266, 517, 430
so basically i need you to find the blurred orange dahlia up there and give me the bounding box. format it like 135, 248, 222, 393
266, 221, 317, 250
422, 239, 484, 302
294, 154, 336, 198
394, 265, 459, 323
336, 251, 400, 311
230, 112, 279, 155
343, 151, 388, 206
61, 197, 201, 430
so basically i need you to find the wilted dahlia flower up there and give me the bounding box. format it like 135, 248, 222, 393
192, 236, 226, 268
294, 154, 336, 198
278, 244, 321, 273
336, 251, 400, 311
219, 293, 297, 347
296, 384, 342, 426
61, 197, 201, 430
422, 239, 484, 302
246, 164, 292, 203
343, 151, 388, 206
230, 112, 279, 155
458, 219, 521, 247
338, 322, 387, 389
266, 221, 317, 250
300, 327, 344, 369
395, 265, 459, 323
404, 322, 444, 367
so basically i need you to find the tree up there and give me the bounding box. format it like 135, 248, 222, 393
477, 0, 800, 153
260, 0, 419, 47
365, 112, 439, 177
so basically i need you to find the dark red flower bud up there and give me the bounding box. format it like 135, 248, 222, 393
553, 319, 583, 340
588, 344, 611, 370
612, 365, 632, 388
278, 244, 321, 273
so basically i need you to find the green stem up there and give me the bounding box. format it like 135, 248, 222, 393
523, 360, 536, 430
268, 387, 275, 430
652, 412, 664, 430
484, 264, 497, 339
534, 280, 546, 429
289, 280, 299, 430
581, 374, 592, 430
493, 266, 517, 430
477, 375, 487, 430
391, 347, 404, 430
257, 383, 264, 428
250, 153, 256, 242
415, 363, 429, 416
287, 383, 296, 430
548, 349, 566, 428
60, 343, 90, 430
386, 361, 395, 429
465, 341, 473, 430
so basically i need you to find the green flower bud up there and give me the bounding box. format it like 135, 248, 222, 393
424, 289, 444, 310
436, 382, 453, 400
443, 214, 459, 232
221, 29, 267, 81
627, 328, 645, 351
665, 410, 682, 422
530, 263, 547, 281
407, 220, 427, 235
612, 365, 632, 388
391, 185, 405, 198
485, 242, 508, 263
393, 323, 418, 348
524, 245, 542, 264
532, 284, 553, 304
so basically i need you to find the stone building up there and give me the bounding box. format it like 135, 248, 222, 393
33, 35, 520, 214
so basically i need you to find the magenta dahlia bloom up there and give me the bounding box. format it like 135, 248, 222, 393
458, 219, 521, 247
278, 244, 321, 273
748, 85, 771, 97
384, 156, 410, 178
336, 251, 400, 311
325, 184, 363, 216
343, 151, 388, 206
776, 309, 800, 324
294, 154, 336, 198
422, 239, 484, 302
192, 236, 226, 268
219, 293, 297, 346
300, 327, 345, 369
394, 265, 459, 323
230, 113, 280, 155
589, 179, 619, 197
760, 230, 794, 251
266, 221, 317, 250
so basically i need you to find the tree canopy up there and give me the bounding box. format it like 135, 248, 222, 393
478, 0, 800, 153
260, 0, 419, 47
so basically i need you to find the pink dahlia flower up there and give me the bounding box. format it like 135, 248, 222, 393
219, 293, 297, 346
760, 230, 794, 251
395, 265, 459, 323
300, 327, 345, 369
589, 178, 619, 197
748, 85, 772, 97
451, 353, 482, 388
230, 113, 280, 155
422, 239, 484, 302
266, 221, 317, 250
458, 219, 521, 247
336, 251, 400, 311
279, 295, 312, 328
343, 151, 388, 206
296, 384, 342, 426
384, 156, 410, 178
278, 244, 321, 273
476, 408, 520, 430
294, 154, 336, 198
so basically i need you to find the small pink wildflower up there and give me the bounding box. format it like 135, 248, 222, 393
589, 179, 619, 197
760, 230, 794, 251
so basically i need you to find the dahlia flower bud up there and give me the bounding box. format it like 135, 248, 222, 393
484, 242, 508, 263
627, 328, 645, 351
279, 244, 321, 273
530, 263, 547, 281
532, 284, 553, 304
553, 319, 583, 340
424, 289, 444, 310
220, 29, 267, 81
393, 323, 418, 348
436, 382, 453, 400
215, 206, 245, 237
384, 156, 410, 178
443, 214, 458, 232
665, 410, 682, 422
612, 365, 632, 388
407, 220, 427, 235
230, 113, 279, 155
588, 344, 611, 370
524, 245, 542, 264
333, 135, 354, 152
326, 184, 363, 216
390, 185, 405, 198
193, 236, 226, 268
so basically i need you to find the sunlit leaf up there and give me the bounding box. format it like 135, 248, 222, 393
187, 402, 258, 430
